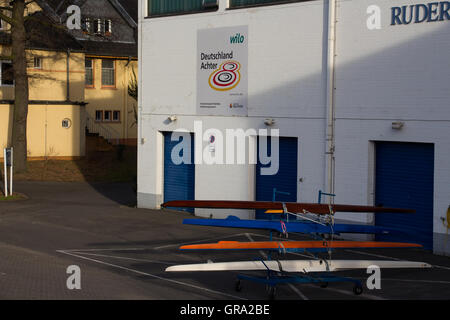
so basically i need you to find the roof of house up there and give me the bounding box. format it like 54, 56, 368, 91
81, 40, 137, 58
117, 0, 138, 23
25, 11, 85, 52
33, 0, 138, 57
0, 11, 84, 52
109, 0, 138, 28
40, 0, 87, 16
36, 0, 137, 26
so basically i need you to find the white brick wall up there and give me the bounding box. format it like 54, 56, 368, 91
138, 0, 450, 253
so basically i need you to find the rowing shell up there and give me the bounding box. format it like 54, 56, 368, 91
183, 216, 404, 235
179, 240, 422, 251
165, 260, 431, 273
162, 200, 415, 214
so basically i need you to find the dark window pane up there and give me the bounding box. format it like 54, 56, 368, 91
2, 62, 14, 85
148, 0, 217, 16
102, 59, 114, 69
102, 60, 115, 86
94, 19, 103, 34
85, 59, 93, 86
82, 18, 91, 33
105, 19, 112, 33
230, 0, 301, 7
34, 57, 42, 69
104, 111, 111, 121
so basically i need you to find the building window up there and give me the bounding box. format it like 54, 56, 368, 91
104, 110, 112, 122
94, 18, 103, 35
105, 19, 112, 35
83, 18, 112, 35
112, 110, 120, 122
147, 0, 218, 17
95, 110, 103, 122
85, 58, 94, 87
33, 57, 42, 69
229, 0, 306, 8
82, 18, 91, 33
0, 61, 14, 86
102, 59, 115, 87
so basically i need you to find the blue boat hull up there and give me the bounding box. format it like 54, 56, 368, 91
183, 216, 403, 235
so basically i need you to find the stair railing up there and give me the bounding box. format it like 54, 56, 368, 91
86, 115, 120, 145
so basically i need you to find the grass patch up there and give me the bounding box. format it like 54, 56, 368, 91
0, 193, 27, 201
2, 145, 137, 183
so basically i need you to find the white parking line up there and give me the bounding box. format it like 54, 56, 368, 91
305, 284, 385, 300
344, 249, 401, 261
153, 233, 251, 250
68, 251, 172, 265
57, 250, 246, 300
287, 284, 309, 300
244, 233, 309, 300
245, 233, 267, 259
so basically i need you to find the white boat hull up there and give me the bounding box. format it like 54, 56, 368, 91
165, 260, 432, 273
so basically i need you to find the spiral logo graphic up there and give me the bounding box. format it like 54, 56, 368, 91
208, 61, 241, 91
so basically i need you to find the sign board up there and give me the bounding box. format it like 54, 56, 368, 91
3, 147, 12, 197
5, 148, 12, 167
197, 25, 248, 116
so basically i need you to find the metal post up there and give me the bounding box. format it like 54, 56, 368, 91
9, 147, 13, 196
318, 189, 336, 204
3, 148, 7, 197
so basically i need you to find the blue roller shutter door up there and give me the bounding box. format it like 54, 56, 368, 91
163, 132, 195, 213
375, 142, 434, 249
256, 137, 298, 219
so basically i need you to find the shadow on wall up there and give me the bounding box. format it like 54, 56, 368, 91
142, 18, 449, 209
75, 60, 138, 205
4, 16, 449, 206
1, 54, 138, 205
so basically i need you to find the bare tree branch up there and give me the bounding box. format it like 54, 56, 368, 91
0, 10, 17, 27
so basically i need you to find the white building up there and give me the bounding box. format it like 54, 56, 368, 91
138, 0, 450, 255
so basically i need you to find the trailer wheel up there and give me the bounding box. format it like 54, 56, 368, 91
353, 285, 363, 295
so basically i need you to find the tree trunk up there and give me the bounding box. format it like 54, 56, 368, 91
10, 0, 28, 173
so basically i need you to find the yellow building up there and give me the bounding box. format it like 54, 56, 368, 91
0, 0, 138, 160
84, 54, 138, 146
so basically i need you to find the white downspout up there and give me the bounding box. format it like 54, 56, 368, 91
325, 0, 337, 202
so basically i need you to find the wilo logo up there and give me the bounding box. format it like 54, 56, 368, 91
230, 33, 245, 44
170, 121, 279, 176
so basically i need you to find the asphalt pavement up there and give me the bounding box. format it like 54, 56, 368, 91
0, 181, 449, 300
